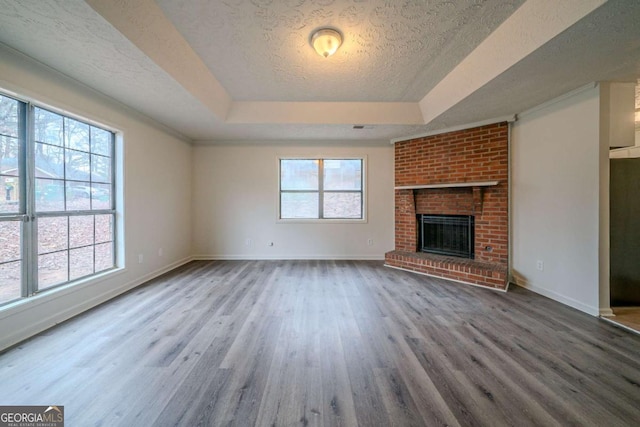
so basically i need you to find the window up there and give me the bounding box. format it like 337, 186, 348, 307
0, 92, 116, 306
279, 158, 364, 220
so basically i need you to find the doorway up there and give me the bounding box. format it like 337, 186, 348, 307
609, 157, 640, 332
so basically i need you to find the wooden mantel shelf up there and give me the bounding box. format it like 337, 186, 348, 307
394, 181, 499, 190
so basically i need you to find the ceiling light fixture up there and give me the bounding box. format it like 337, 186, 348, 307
311, 28, 342, 58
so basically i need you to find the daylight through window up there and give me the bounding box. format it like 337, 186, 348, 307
0, 92, 116, 306
279, 158, 364, 220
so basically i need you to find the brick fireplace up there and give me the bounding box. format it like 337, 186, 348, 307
385, 122, 509, 290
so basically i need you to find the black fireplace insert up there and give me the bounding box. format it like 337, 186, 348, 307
417, 214, 475, 259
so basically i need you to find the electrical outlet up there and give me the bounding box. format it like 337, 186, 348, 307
138, 253, 144, 264
367, 238, 374, 246
158, 248, 163, 257
245, 238, 252, 247
536, 260, 544, 271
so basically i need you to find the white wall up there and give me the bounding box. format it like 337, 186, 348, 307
610, 129, 640, 158
0, 45, 192, 350
511, 85, 606, 315
600, 82, 636, 148
192, 143, 394, 259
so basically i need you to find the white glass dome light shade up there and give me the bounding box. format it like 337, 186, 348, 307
311, 28, 342, 58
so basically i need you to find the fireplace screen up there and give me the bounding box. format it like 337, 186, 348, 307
417, 214, 475, 259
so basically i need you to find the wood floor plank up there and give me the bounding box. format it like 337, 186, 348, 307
372, 367, 423, 427
254, 265, 315, 426
2, 260, 640, 426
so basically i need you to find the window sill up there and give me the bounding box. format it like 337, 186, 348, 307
0, 267, 126, 319
277, 218, 368, 224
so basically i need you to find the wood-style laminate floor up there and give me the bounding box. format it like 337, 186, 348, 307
610, 307, 640, 334
1, 260, 640, 426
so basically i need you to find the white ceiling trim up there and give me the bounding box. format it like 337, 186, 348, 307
517, 82, 598, 119
418, 0, 607, 125
389, 115, 516, 144
192, 139, 390, 147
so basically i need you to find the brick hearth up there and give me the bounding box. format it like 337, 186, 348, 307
385, 122, 509, 290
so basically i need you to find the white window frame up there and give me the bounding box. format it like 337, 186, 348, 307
277, 156, 367, 223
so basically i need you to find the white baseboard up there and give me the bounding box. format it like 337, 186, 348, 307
0, 256, 194, 352
512, 278, 600, 316
192, 254, 385, 261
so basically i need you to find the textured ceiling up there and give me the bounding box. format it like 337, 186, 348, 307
0, 0, 638, 142
155, 0, 524, 102
425, 0, 640, 132
0, 0, 223, 140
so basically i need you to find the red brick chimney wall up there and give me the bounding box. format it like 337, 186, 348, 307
387, 122, 509, 289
